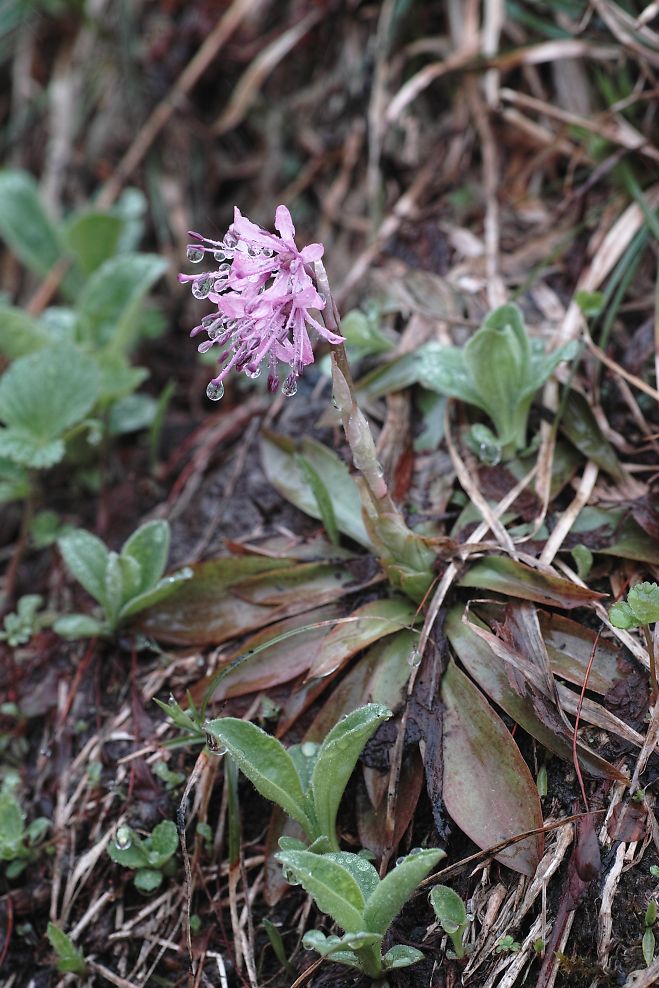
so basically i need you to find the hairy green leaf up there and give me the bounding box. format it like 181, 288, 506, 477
363, 849, 444, 935
203, 718, 314, 836
276, 850, 366, 933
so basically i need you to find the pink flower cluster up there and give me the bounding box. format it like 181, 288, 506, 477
179, 205, 344, 401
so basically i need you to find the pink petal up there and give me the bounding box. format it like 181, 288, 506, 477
274, 205, 296, 241
300, 243, 324, 262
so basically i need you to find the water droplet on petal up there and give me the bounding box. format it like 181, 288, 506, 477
247, 245, 261, 257
192, 276, 213, 300
213, 249, 226, 262
245, 364, 262, 379
224, 231, 238, 248
206, 381, 225, 401
198, 340, 215, 353
115, 826, 133, 850
281, 373, 298, 398
187, 246, 204, 263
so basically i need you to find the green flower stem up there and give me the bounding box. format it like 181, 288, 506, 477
642, 624, 658, 707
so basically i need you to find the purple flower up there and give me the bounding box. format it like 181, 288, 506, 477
179, 205, 344, 401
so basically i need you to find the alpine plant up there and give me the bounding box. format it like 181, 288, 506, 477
180, 205, 344, 400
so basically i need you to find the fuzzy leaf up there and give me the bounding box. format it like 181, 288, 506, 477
76, 253, 168, 350
58, 529, 110, 607
322, 852, 381, 901
311, 705, 391, 841
134, 868, 163, 893
53, 614, 106, 639
609, 600, 638, 630
276, 850, 366, 933
429, 885, 467, 934
203, 718, 314, 836
121, 520, 170, 592
119, 568, 193, 621
0, 345, 100, 466
363, 849, 444, 935
0, 171, 63, 278
63, 211, 123, 276
382, 945, 425, 970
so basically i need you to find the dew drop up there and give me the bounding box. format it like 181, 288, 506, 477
206, 381, 225, 401
262, 247, 274, 258
213, 249, 226, 262
301, 742, 319, 757
115, 826, 133, 850
217, 263, 231, 274
198, 340, 215, 353
247, 245, 261, 257
205, 732, 227, 755
192, 276, 213, 300
207, 323, 224, 342
281, 373, 298, 398
409, 847, 425, 856
224, 231, 238, 248
408, 646, 422, 668
186, 246, 204, 263
245, 364, 262, 379
395, 856, 405, 867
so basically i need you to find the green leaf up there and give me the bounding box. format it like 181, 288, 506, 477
643, 928, 656, 967
0, 345, 100, 467
575, 290, 605, 317
52, 614, 106, 639
203, 718, 314, 836
382, 945, 425, 970
63, 211, 123, 276
0, 171, 63, 278
559, 390, 624, 481
46, 923, 87, 975
134, 868, 163, 893
463, 304, 530, 449
627, 583, 659, 626
261, 432, 372, 549
441, 660, 544, 876
429, 885, 467, 934
148, 820, 178, 861
322, 853, 381, 901
341, 309, 392, 357
311, 704, 391, 842
295, 453, 340, 546
119, 568, 193, 622
108, 393, 157, 435
107, 829, 149, 869
121, 520, 170, 592
76, 253, 168, 350
303, 929, 381, 957
58, 529, 110, 607
0, 788, 25, 859
457, 555, 603, 609
609, 600, 637, 630
0, 305, 51, 360
275, 850, 366, 933
363, 849, 444, 936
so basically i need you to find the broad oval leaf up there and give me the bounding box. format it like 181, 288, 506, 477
0, 171, 63, 278
441, 659, 543, 876
0, 344, 100, 457
121, 520, 170, 592
429, 885, 467, 934
0, 305, 51, 360
63, 211, 123, 276
119, 568, 193, 622
323, 852, 381, 901
311, 704, 391, 841
382, 945, 425, 970
275, 850, 365, 933
446, 606, 627, 782
76, 253, 168, 349
203, 718, 313, 837
363, 848, 444, 935
58, 529, 109, 607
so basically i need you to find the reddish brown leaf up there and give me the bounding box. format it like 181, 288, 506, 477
441, 660, 544, 876
457, 555, 604, 608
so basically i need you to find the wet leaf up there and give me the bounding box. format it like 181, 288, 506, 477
137, 556, 375, 645
363, 848, 445, 935
441, 660, 544, 876
275, 850, 366, 933
306, 597, 417, 680
539, 611, 625, 694
195, 605, 342, 703
559, 391, 624, 482
457, 555, 604, 608
446, 607, 627, 781
261, 432, 372, 548
203, 718, 314, 837
311, 704, 391, 842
